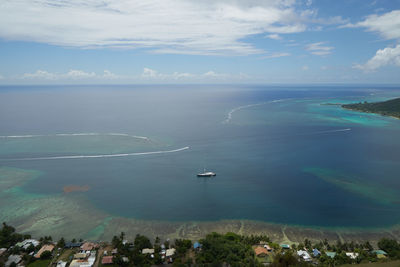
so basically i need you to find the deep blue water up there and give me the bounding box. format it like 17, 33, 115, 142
0, 85, 400, 229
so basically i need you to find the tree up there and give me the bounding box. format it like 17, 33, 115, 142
134, 234, 152, 251
378, 238, 400, 259
271, 251, 298, 267
57, 237, 66, 248
0, 222, 23, 248
40, 250, 52, 259
195, 232, 258, 266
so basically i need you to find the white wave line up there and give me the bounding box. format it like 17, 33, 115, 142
2, 146, 190, 161
222, 99, 289, 124
300, 128, 352, 136
0, 133, 150, 141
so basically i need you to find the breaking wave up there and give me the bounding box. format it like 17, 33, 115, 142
0, 133, 150, 141
222, 99, 288, 124
2, 146, 190, 161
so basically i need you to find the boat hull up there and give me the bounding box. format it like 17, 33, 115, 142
197, 173, 216, 177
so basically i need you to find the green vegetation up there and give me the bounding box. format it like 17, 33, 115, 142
2, 223, 400, 267
0, 222, 25, 248
377, 239, 400, 259
342, 98, 400, 119
26, 259, 51, 267
195, 232, 260, 266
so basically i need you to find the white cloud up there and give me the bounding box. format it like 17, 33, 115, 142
203, 71, 227, 78
22, 70, 57, 80
66, 70, 96, 79
305, 42, 334, 56
141, 67, 194, 80
22, 69, 118, 80
302, 65, 309, 71
354, 44, 400, 71
0, 74, 4, 80
0, 0, 322, 55
140, 68, 243, 81
103, 70, 119, 79
261, 52, 291, 59
266, 34, 282, 40
345, 10, 400, 40
141, 68, 159, 79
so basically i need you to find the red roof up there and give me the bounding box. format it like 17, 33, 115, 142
254, 246, 269, 256
102, 256, 113, 264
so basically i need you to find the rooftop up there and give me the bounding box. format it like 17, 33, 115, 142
254, 246, 269, 256
102, 256, 114, 265
35, 244, 55, 259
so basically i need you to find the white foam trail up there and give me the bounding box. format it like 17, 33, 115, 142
222, 99, 290, 124
300, 128, 352, 136
0, 133, 150, 141
3, 146, 189, 161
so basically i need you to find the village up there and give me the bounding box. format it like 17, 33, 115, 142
0, 223, 399, 267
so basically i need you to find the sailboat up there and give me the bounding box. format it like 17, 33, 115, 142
197, 168, 216, 177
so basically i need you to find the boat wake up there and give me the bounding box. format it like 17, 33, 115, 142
1, 146, 190, 161
0, 132, 150, 141
294, 128, 352, 137
222, 99, 288, 124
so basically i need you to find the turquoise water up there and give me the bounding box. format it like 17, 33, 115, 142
0, 85, 400, 230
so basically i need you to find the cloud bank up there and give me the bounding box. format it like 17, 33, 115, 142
0, 0, 329, 55
349, 10, 400, 71
16, 68, 246, 83
22, 70, 118, 80
354, 45, 400, 71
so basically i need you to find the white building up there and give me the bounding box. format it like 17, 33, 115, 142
297, 250, 312, 262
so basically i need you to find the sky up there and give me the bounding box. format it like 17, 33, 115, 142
0, 0, 399, 84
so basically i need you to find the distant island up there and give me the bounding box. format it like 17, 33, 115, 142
342, 98, 400, 119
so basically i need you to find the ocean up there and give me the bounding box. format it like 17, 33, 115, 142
0, 85, 399, 239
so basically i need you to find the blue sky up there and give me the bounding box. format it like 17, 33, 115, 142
0, 0, 399, 84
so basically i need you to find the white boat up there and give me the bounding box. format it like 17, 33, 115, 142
197, 169, 216, 177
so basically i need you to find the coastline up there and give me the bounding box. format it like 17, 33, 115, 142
1, 166, 400, 245
342, 106, 400, 120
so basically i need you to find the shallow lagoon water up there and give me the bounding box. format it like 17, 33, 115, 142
0, 85, 400, 238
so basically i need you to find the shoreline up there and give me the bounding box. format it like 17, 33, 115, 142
1, 166, 400, 244
342, 106, 400, 120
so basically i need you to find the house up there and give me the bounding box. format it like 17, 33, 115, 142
166, 248, 176, 257
74, 252, 88, 259
254, 246, 269, 257
193, 242, 202, 250
5, 255, 22, 267
69, 259, 91, 267
80, 242, 98, 251
16, 239, 40, 249
325, 252, 336, 258
34, 244, 55, 258
312, 248, 321, 257
346, 252, 359, 259
87, 251, 96, 266
142, 248, 155, 254
111, 248, 118, 255
297, 250, 312, 261
280, 244, 290, 249
65, 242, 83, 248
373, 250, 387, 259
102, 256, 114, 265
